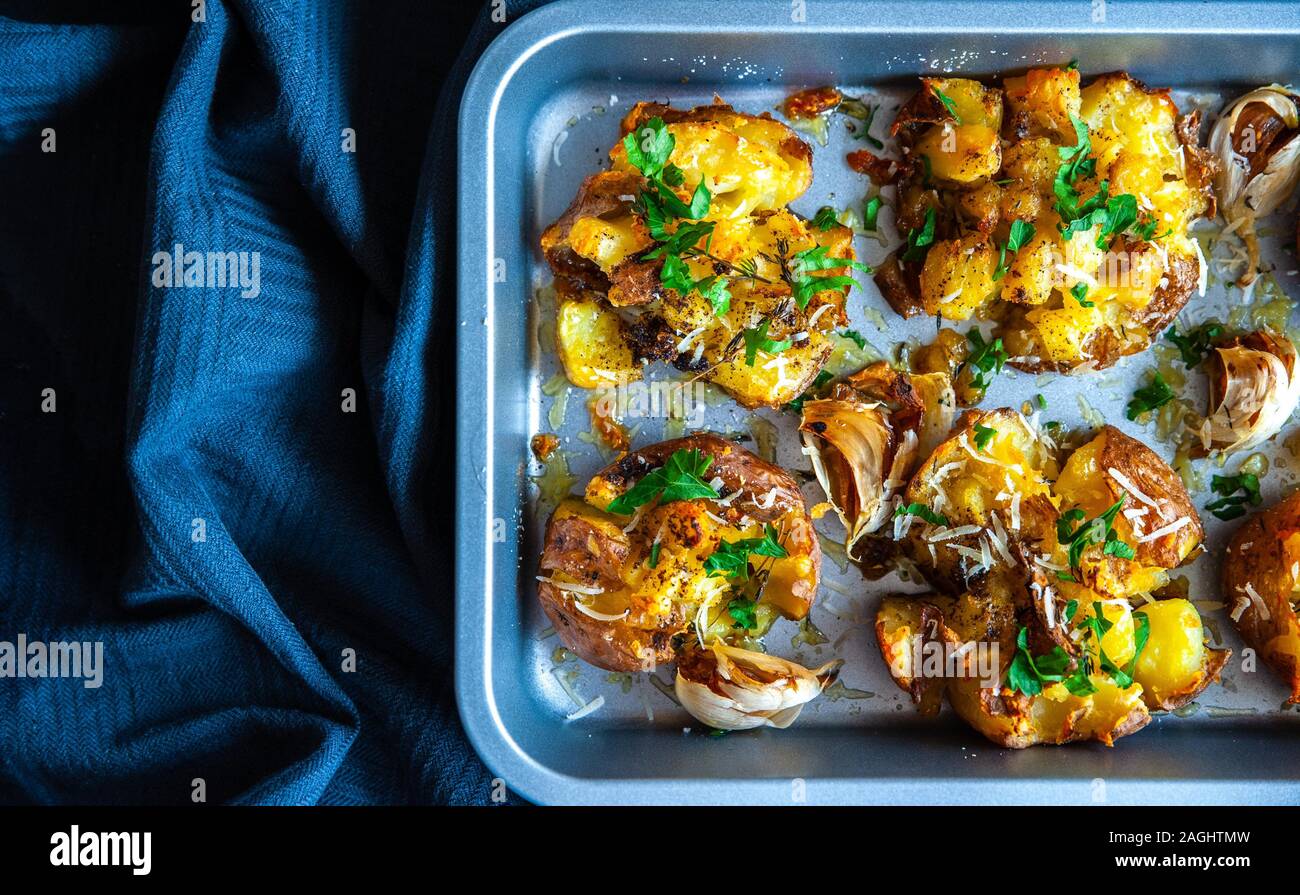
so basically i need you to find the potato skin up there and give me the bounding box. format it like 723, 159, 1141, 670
1222, 491, 1300, 703
538, 434, 821, 671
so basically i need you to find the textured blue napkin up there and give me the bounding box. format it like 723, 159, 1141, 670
0, 0, 545, 805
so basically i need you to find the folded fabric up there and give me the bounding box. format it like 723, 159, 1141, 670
0, 0, 543, 804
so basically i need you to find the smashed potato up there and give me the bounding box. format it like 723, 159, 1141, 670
880, 411, 1227, 747
537, 433, 820, 672
875, 70, 1216, 372
542, 100, 870, 408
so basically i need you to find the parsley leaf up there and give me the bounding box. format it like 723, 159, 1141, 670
893, 503, 949, 527
623, 117, 675, 177
813, 206, 839, 231
1007, 627, 1076, 696
994, 218, 1036, 280
647, 542, 662, 568
901, 206, 937, 262
863, 196, 882, 231
964, 328, 1007, 392
726, 596, 758, 630
789, 245, 873, 309
1070, 282, 1094, 307
704, 524, 789, 581
1205, 473, 1263, 521
974, 424, 997, 452
742, 319, 793, 366
1125, 371, 1175, 420
605, 448, 718, 515
841, 329, 867, 349
1165, 322, 1224, 368
1058, 496, 1131, 573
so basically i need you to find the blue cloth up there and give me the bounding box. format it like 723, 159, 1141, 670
0, 0, 541, 804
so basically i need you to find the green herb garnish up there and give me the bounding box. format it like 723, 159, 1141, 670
893, 503, 950, 527
973, 424, 997, 452
606, 448, 718, 515
994, 218, 1036, 280
901, 206, 937, 262
1205, 473, 1263, 521
726, 597, 758, 630
813, 206, 839, 231
789, 245, 872, 309
704, 524, 789, 581
1070, 282, 1094, 307
964, 328, 1008, 392
1125, 371, 1175, 421
863, 196, 882, 231
742, 319, 793, 366
1057, 496, 1132, 574
934, 87, 961, 124
647, 542, 662, 568
1165, 322, 1224, 368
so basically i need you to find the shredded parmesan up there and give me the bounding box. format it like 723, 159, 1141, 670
537, 576, 605, 596
675, 326, 707, 353
565, 694, 606, 721
1245, 583, 1271, 621
1106, 467, 1169, 519
928, 524, 982, 542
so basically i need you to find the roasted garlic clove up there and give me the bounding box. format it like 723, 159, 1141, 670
1202, 330, 1300, 455
800, 397, 910, 552
798, 363, 948, 554
1209, 86, 1300, 285
674, 643, 841, 731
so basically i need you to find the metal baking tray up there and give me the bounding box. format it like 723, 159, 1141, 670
456, 0, 1300, 805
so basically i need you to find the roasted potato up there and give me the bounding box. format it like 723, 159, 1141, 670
542, 100, 868, 409
881, 411, 1227, 747
537, 433, 821, 672
1222, 491, 1300, 703
875, 70, 1215, 372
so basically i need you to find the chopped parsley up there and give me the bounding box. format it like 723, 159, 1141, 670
704, 524, 789, 581
863, 196, 882, 231
726, 596, 758, 630
973, 424, 997, 452
788, 245, 872, 309
813, 205, 840, 231
647, 542, 662, 568
1057, 496, 1132, 574
901, 206, 937, 262
964, 328, 1008, 392
893, 502, 949, 527
742, 319, 793, 366
1205, 473, 1263, 521
1165, 322, 1224, 368
606, 448, 718, 515
1070, 282, 1094, 307
994, 218, 1036, 280
1125, 371, 1175, 420
841, 329, 867, 349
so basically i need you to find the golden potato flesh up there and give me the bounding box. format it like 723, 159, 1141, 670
555, 297, 641, 389
881, 69, 1214, 372
542, 101, 866, 409
539, 434, 821, 672
883, 409, 1226, 747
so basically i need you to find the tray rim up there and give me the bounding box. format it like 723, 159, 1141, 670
455, 0, 1300, 806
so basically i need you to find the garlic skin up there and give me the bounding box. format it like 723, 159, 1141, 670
797, 362, 948, 555
1202, 330, 1300, 456
674, 643, 841, 731
800, 398, 914, 553
1209, 86, 1300, 286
